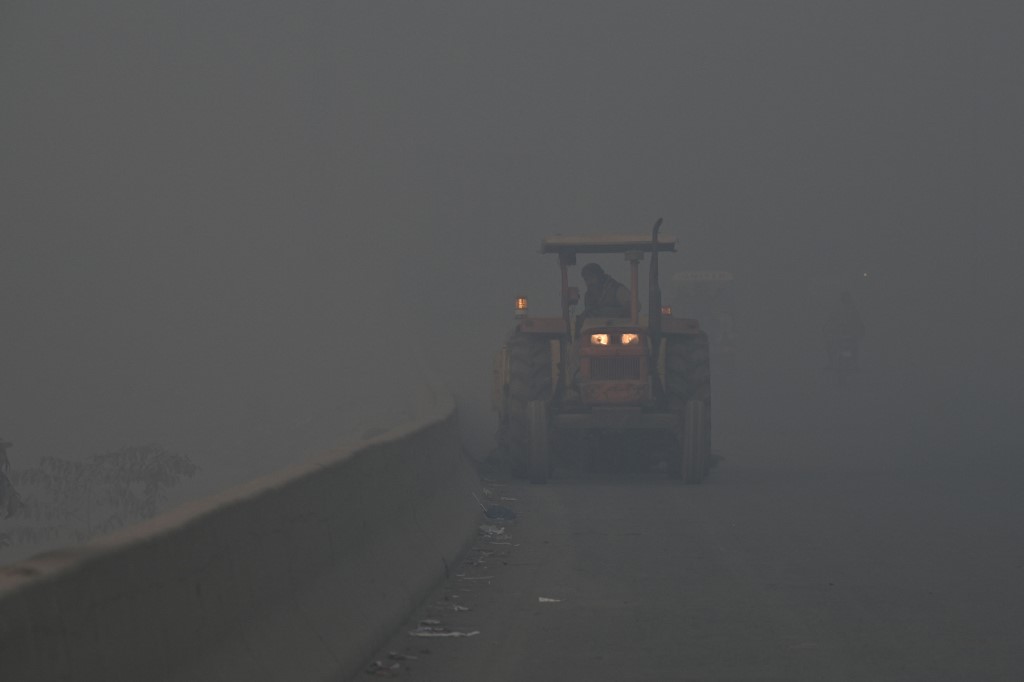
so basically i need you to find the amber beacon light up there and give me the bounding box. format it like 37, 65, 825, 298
514, 296, 529, 317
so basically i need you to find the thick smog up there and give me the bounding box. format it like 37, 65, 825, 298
1, 3, 1022, 680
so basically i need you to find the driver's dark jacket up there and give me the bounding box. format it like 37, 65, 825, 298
582, 275, 631, 319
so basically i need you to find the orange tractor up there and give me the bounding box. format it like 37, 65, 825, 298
493, 221, 712, 483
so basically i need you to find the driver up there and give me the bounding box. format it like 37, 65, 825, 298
579, 262, 631, 323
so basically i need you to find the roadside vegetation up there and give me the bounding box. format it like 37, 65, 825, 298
0, 445, 197, 563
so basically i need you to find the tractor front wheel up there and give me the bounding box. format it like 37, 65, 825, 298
501, 333, 552, 479
665, 333, 712, 483
679, 400, 708, 483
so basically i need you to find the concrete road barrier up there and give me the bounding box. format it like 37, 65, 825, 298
0, 389, 482, 681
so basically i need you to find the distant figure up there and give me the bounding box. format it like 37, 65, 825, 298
823, 291, 865, 369
579, 263, 631, 324
0, 438, 10, 475
0, 438, 22, 519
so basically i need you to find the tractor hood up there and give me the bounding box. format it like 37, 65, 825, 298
578, 316, 701, 333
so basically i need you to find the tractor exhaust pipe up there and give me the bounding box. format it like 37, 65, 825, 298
649, 217, 664, 338
648, 217, 665, 401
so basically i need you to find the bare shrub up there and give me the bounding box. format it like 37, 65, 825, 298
3, 444, 198, 550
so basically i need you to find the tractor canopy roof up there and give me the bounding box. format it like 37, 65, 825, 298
672, 270, 734, 283
540, 234, 677, 255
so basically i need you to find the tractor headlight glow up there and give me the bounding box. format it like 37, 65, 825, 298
514, 296, 528, 318
621, 333, 640, 345
590, 333, 610, 346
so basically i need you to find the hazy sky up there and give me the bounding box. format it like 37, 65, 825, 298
2, 2, 1021, 479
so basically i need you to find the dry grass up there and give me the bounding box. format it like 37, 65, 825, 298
0, 444, 197, 556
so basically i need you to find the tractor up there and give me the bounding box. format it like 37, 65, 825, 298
492, 221, 712, 483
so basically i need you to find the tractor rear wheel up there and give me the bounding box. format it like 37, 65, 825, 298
680, 400, 707, 483
527, 400, 551, 484
501, 334, 552, 479
665, 333, 712, 482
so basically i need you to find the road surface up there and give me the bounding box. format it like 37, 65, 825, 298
357, 369, 1024, 681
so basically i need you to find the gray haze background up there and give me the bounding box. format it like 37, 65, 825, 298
2, 3, 1022, 509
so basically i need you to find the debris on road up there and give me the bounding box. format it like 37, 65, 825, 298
431, 598, 472, 613
365, 659, 402, 676
408, 623, 481, 638
475, 493, 518, 520
388, 651, 418, 661
484, 504, 517, 520
478, 524, 507, 537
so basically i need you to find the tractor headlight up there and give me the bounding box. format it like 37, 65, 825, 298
621, 333, 640, 345
590, 333, 610, 346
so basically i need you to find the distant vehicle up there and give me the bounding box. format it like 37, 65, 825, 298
492, 222, 712, 484
671, 270, 737, 368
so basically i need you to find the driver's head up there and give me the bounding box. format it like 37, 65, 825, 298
581, 262, 604, 287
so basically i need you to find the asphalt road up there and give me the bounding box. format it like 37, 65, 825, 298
357, 369, 1024, 681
